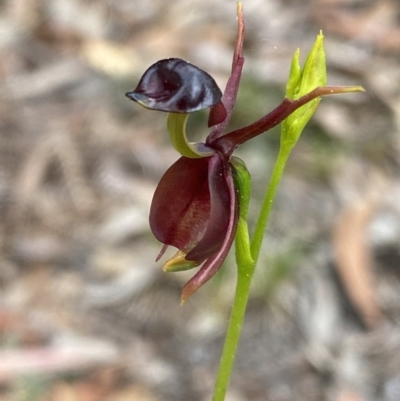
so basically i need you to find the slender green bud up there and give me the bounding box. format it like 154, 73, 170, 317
282, 32, 326, 147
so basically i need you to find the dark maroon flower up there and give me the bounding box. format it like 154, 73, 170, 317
150, 153, 238, 301
126, 5, 350, 301
125, 6, 246, 302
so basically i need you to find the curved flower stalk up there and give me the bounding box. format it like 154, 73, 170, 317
126, 4, 363, 303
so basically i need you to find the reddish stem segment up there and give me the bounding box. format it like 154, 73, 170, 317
212, 86, 363, 157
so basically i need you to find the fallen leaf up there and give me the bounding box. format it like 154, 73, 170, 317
333, 196, 383, 329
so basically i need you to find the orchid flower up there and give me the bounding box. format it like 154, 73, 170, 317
126, 5, 362, 303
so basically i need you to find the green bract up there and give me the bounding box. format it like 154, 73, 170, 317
282, 32, 327, 147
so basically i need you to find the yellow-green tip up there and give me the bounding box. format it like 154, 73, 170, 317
163, 250, 198, 272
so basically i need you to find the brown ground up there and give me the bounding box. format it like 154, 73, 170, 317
1, 0, 400, 400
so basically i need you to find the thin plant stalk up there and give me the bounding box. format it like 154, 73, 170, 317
250, 145, 292, 263
211, 143, 293, 401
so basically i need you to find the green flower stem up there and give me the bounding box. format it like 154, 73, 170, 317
250, 144, 292, 263
212, 143, 293, 401
212, 219, 255, 401
167, 113, 200, 158
211, 31, 364, 401
167, 113, 215, 158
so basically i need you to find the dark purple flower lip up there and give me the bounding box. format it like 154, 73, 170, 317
126, 58, 224, 114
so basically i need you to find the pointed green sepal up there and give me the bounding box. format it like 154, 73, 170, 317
296, 31, 327, 99
285, 49, 301, 99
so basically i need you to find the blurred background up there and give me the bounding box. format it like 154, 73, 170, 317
1, 0, 400, 400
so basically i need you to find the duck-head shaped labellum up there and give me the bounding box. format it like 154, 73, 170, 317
126, 58, 224, 114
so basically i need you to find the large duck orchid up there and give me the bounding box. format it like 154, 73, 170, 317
126, 5, 362, 302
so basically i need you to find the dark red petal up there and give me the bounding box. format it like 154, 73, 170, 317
231, 3, 245, 75
212, 88, 333, 156
150, 156, 211, 253
212, 98, 293, 156
126, 58, 222, 113
207, 4, 245, 139
181, 162, 239, 302
208, 101, 227, 127
185, 153, 231, 263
